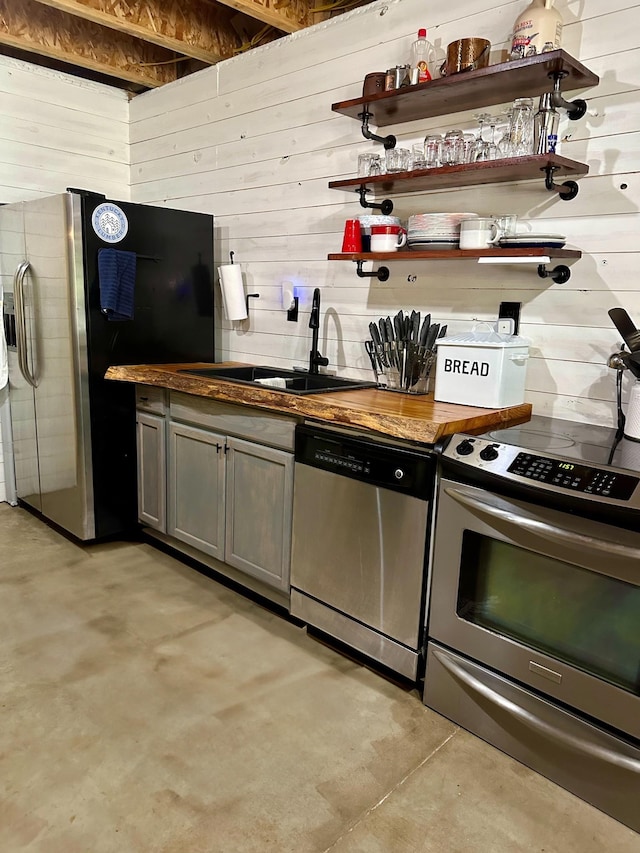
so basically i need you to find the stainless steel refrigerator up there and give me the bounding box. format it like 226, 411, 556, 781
1, 189, 214, 540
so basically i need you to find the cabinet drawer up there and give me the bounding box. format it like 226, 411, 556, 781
135, 385, 167, 415
169, 391, 297, 451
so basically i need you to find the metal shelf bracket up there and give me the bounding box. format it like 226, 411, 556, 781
358, 111, 396, 149
356, 260, 389, 281
543, 165, 579, 200
549, 71, 588, 121
357, 184, 394, 214
538, 263, 571, 284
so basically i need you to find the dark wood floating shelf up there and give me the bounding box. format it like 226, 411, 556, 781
328, 248, 581, 261
332, 50, 599, 126
328, 154, 589, 195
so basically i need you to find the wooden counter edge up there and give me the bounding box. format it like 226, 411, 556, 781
106, 363, 532, 445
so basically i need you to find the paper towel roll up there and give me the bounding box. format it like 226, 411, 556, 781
624, 381, 640, 442
218, 264, 247, 321
0, 286, 7, 390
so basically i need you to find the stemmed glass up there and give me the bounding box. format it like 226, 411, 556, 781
473, 113, 498, 162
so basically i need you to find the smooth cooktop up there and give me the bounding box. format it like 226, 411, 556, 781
483, 415, 640, 474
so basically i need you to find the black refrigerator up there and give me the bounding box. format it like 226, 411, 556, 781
1, 189, 214, 540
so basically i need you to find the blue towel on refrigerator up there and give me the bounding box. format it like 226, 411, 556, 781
98, 248, 137, 321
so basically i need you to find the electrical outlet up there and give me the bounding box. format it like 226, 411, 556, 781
499, 301, 521, 335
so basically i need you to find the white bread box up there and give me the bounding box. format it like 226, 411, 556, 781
434, 329, 529, 408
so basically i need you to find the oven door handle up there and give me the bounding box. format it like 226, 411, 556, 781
433, 647, 640, 774
444, 485, 640, 567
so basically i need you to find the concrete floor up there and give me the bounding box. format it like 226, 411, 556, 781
0, 504, 638, 853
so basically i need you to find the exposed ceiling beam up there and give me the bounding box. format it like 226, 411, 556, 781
30, 0, 244, 64
0, 0, 181, 87
214, 0, 319, 34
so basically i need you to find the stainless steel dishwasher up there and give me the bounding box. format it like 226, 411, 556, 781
290, 423, 436, 680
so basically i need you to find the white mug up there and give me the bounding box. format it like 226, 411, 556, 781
459, 217, 499, 250
370, 225, 407, 252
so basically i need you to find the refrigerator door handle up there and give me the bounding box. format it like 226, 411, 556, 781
13, 260, 38, 388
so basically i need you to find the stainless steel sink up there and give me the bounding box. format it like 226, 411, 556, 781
178, 366, 376, 395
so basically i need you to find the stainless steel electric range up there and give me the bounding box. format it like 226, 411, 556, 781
424, 415, 640, 833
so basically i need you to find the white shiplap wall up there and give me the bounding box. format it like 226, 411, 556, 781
0, 55, 129, 502
1, 0, 638, 505
130, 0, 640, 429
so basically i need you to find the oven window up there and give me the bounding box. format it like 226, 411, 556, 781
458, 531, 640, 694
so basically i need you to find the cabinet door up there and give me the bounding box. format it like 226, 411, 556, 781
224, 437, 293, 592
167, 422, 225, 559
136, 411, 166, 532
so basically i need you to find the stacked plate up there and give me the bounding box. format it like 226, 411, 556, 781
407, 212, 478, 250
499, 233, 566, 249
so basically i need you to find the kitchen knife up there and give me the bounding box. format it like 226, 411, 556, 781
425, 322, 440, 353
609, 308, 640, 352
438, 324, 448, 339
385, 316, 394, 343
410, 310, 420, 344
369, 321, 388, 367
394, 311, 404, 344
364, 340, 379, 374
419, 314, 431, 347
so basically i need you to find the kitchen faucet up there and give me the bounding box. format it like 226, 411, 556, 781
308, 287, 329, 375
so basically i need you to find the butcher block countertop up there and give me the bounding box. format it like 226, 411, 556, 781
105, 362, 532, 445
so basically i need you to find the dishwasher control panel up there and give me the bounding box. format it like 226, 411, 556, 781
295, 424, 435, 500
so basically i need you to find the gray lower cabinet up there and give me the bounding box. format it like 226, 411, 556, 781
167, 421, 226, 560
224, 437, 293, 592
136, 411, 166, 532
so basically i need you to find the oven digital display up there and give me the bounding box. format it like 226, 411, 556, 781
507, 452, 639, 500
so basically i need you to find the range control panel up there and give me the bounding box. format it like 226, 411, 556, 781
443, 435, 640, 507
507, 452, 638, 500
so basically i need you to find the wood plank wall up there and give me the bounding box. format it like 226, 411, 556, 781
0, 55, 129, 502
130, 0, 640, 429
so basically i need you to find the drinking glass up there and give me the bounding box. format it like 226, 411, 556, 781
385, 147, 411, 172
442, 129, 465, 165
463, 132, 477, 163
424, 134, 443, 168
411, 142, 428, 170
358, 153, 380, 177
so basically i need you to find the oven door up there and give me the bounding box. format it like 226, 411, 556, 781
429, 478, 640, 739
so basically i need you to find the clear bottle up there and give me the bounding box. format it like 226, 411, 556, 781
534, 92, 560, 154
410, 29, 433, 83
510, 0, 563, 60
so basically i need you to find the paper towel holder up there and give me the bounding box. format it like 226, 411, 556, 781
246, 293, 260, 312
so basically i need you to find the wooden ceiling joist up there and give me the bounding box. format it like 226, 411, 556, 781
0, 0, 181, 87
31, 0, 244, 64
215, 0, 317, 34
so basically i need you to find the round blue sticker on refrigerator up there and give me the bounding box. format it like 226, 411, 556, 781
91, 202, 129, 243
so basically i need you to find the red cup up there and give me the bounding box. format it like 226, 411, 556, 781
341, 219, 362, 252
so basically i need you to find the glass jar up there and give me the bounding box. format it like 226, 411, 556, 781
508, 98, 534, 156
